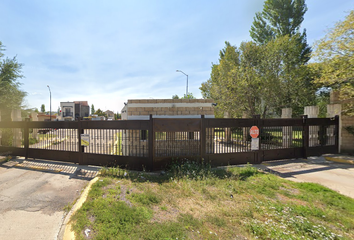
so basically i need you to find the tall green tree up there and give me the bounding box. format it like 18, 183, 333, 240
200, 38, 315, 118
0, 41, 26, 120
311, 10, 354, 115
91, 104, 95, 115
40, 104, 45, 113
250, 0, 311, 63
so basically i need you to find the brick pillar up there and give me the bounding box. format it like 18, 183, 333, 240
304, 106, 319, 147
282, 108, 293, 148
11, 109, 22, 147
327, 104, 342, 153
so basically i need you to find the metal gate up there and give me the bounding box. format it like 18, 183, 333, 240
0, 115, 339, 171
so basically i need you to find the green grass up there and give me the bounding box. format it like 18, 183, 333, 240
71, 161, 354, 240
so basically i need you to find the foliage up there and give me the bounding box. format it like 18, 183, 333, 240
316, 90, 331, 118
0, 41, 26, 120
344, 126, 354, 136
250, 0, 311, 63
40, 104, 45, 113
200, 38, 316, 118
94, 108, 107, 117
91, 104, 95, 115
172, 93, 196, 99
114, 111, 121, 120
311, 10, 354, 115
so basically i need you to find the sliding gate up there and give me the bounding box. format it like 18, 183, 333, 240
0, 115, 338, 170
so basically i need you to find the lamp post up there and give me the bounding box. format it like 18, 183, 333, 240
176, 70, 188, 97
47, 85, 51, 121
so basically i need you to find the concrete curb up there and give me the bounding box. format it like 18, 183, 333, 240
325, 156, 354, 165
60, 176, 99, 240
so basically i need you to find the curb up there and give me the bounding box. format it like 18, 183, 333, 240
325, 157, 354, 165
61, 176, 99, 240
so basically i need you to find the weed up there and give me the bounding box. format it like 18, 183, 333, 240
71, 161, 354, 240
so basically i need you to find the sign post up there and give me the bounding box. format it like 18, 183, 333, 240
250, 126, 259, 150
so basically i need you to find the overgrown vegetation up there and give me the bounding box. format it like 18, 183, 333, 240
71, 161, 354, 239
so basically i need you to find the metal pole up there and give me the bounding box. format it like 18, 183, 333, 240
47, 85, 51, 121
186, 74, 188, 97
176, 70, 188, 97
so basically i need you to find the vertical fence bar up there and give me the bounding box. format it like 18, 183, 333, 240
302, 115, 309, 159
200, 115, 206, 161
24, 118, 30, 159
148, 114, 154, 171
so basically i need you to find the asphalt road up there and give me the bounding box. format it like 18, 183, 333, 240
0, 158, 99, 240
256, 156, 354, 199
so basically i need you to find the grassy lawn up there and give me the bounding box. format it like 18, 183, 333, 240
71, 162, 354, 240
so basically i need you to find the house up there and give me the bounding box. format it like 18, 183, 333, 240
59, 101, 89, 121
105, 110, 114, 120
120, 99, 215, 156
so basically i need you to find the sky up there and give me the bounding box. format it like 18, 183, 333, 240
0, 0, 353, 114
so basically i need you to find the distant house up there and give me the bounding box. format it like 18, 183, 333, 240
105, 110, 114, 120
59, 101, 89, 121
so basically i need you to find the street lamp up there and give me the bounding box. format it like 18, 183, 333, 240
47, 85, 51, 121
176, 70, 188, 97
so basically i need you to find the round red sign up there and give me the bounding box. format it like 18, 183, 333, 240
250, 126, 259, 138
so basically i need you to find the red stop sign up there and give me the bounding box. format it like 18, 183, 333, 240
250, 126, 259, 138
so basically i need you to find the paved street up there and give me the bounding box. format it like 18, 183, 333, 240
0, 158, 99, 240
257, 156, 354, 198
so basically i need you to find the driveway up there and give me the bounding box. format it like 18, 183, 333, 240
0, 158, 99, 240
256, 156, 354, 198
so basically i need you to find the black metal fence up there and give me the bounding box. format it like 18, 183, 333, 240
0, 115, 339, 170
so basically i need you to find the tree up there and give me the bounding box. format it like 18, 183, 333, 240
114, 112, 121, 120
311, 10, 354, 115
95, 108, 107, 117
250, 0, 311, 63
200, 39, 315, 118
172, 93, 196, 99
0, 41, 26, 120
40, 104, 45, 113
91, 104, 95, 115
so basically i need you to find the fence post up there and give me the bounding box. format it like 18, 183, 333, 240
302, 115, 309, 158
327, 104, 342, 153
148, 114, 154, 171
200, 115, 206, 162
24, 118, 30, 159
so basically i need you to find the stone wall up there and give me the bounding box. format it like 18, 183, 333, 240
342, 116, 354, 152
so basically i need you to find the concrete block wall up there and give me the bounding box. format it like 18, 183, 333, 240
342, 116, 354, 152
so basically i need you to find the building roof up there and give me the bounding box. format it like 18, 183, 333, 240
74, 101, 89, 106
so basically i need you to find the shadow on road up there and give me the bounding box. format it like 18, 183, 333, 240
0, 158, 100, 180
258, 157, 354, 179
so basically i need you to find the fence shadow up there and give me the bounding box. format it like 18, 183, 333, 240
0, 158, 100, 180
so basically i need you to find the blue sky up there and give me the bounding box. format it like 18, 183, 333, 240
0, 0, 353, 113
